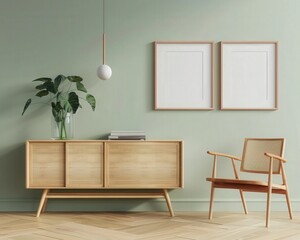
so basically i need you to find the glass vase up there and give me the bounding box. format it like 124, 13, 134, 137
51, 112, 74, 140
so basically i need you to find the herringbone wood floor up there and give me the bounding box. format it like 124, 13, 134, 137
0, 212, 299, 240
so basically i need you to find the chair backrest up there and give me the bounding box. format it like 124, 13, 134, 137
240, 138, 285, 174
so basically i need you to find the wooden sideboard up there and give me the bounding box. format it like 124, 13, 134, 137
26, 140, 184, 217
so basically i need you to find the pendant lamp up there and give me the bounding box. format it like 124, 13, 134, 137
97, 0, 112, 80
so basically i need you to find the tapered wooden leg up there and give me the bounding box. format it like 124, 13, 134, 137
36, 189, 49, 217
208, 184, 215, 220
266, 159, 273, 228
266, 189, 272, 227
163, 189, 174, 217
285, 191, 293, 220
280, 163, 293, 220
239, 190, 248, 214
42, 198, 48, 213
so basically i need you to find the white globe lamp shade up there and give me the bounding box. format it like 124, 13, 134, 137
97, 64, 112, 80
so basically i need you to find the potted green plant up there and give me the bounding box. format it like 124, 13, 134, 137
22, 74, 96, 140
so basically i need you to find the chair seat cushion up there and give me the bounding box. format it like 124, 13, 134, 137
206, 178, 286, 190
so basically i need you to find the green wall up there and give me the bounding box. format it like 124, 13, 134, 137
0, 0, 299, 212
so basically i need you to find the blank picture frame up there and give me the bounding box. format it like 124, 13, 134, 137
154, 41, 214, 110
221, 41, 278, 110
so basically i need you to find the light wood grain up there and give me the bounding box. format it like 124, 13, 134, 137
66, 142, 103, 188
28, 142, 65, 188
27, 140, 183, 189
35, 189, 175, 217
26, 140, 183, 217
0, 212, 299, 239
105, 142, 182, 188
36, 189, 49, 217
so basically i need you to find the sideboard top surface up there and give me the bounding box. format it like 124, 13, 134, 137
27, 140, 183, 143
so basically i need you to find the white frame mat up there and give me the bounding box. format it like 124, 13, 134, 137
221, 41, 278, 110
154, 41, 214, 110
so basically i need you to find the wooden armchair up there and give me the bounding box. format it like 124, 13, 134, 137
206, 138, 292, 227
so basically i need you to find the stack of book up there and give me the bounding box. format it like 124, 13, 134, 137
108, 131, 146, 140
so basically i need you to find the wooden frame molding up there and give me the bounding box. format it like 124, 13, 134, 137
154, 41, 214, 110
220, 41, 278, 110
36, 189, 175, 218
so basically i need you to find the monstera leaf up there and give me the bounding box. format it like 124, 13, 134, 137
86, 94, 96, 111
36, 90, 49, 97
21, 98, 32, 115
76, 82, 87, 93
54, 75, 66, 91
32, 77, 52, 82
68, 92, 79, 113
22, 75, 96, 117
67, 76, 83, 82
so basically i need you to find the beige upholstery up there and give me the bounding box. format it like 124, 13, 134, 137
206, 138, 292, 227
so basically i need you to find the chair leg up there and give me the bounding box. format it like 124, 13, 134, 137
266, 190, 272, 227
266, 183, 272, 227
279, 162, 292, 220
208, 184, 215, 220
239, 190, 248, 214
285, 191, 293, 220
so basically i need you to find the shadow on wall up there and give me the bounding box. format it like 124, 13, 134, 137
146, 42, 154, 112
0, 143, 40, 199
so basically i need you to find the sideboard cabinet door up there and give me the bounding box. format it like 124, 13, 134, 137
66, 142, 104, 188
105, 142, 182, 188
27, 142, 65, 188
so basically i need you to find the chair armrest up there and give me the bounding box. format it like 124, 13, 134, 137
264, 152, 287, 163
207, 151, 241, 161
